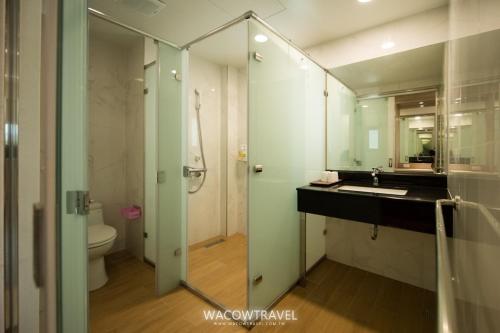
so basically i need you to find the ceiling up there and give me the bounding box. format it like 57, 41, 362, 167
89, 15, 142, 48
88, 0, 448, 49
189, 20, 248, 68
331, 43, 445, 95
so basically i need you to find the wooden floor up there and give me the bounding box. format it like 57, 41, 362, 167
188, 233, 247, 310
90, 251, 436, 333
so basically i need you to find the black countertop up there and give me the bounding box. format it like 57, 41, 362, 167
298, 180, 450, 203
297, 172, 452, 235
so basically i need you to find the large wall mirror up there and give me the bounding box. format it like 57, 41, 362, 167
326, 42, 445, 173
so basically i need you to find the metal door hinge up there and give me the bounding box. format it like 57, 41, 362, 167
174, 248, 182, 256
144, 88, 149, 94
253, 274, 263, 285
157, 171, 166, 184
324, 90, 329, 97
144, 232, 148, 239
253, 52, 263, 62
66, 190, 90, 215
323, 229, 327, 236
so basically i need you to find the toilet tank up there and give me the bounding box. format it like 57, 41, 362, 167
88, 202, 104, 226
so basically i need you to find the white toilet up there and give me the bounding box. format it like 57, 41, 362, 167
88, 202, 117, 291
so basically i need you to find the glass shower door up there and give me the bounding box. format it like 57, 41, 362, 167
156, 42, 186, 294
248, 20, 307, 310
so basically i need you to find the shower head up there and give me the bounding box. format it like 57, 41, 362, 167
195, 89, 201, 111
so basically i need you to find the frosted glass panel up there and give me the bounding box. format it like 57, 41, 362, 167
357, 98, 389, 169
156, 43, 186, 294
326, 75, 357, 170
326, 83, 390, 171
144, 63, 157, 263
248, 21, 325, 309
59, 0, 88, 331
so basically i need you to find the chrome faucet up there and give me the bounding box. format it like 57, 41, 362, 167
371, 166, 383, 186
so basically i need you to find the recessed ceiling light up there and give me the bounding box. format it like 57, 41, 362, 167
455, 113, 463, 117
381, 41, 395, 49
415, 116, 421, 120
357, 0, 372, 3
254, 34, 268, 43
420, 105, 425, 108
361, 105, 369, 108
419, 101, 424, 105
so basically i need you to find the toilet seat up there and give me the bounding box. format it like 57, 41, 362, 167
88, 224, 117, 249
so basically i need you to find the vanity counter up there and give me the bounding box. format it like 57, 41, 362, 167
297, 176, 452, 235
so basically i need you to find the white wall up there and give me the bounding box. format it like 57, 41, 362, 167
326, 218, 436, 291
307, 6, 449, 69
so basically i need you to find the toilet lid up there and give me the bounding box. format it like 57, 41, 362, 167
88, 224, 117, 248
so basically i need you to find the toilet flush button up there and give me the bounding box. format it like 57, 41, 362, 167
254, 165, 263, 173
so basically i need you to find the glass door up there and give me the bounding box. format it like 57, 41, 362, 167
248, 20, 307, 309
58, 0, 88, 331
156, 42, 186, 294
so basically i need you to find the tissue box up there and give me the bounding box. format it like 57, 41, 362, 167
120, 205, 142, 220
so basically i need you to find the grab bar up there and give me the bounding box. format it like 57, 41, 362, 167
436, 197, 459, 333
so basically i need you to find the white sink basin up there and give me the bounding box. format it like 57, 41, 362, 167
338, 185, 408, 196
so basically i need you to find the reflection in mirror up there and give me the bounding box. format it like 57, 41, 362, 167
327, 43, 445, 173
395, 91, 437, 171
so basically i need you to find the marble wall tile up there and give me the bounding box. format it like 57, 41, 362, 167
187, 55, 223, 245
89, 34, 145, 255
226, 66, 248, 237
125, 38, 145, 260
326, 217, 436, 291
89, 36, 128, 253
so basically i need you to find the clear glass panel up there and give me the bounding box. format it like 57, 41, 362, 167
326, 75, 357, 170
248, 20, 325, 309
185, 21, 248, 310
156, 42, 186, 294
59, 0, 88, 331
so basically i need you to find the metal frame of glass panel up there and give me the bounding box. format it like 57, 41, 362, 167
3, 0, 20, 331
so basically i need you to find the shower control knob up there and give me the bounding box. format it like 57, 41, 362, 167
254, 165, 263, 173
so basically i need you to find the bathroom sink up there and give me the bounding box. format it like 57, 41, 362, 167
338, 185, 408, 196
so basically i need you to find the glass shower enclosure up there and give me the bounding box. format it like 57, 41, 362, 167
182, 13, 328, 313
